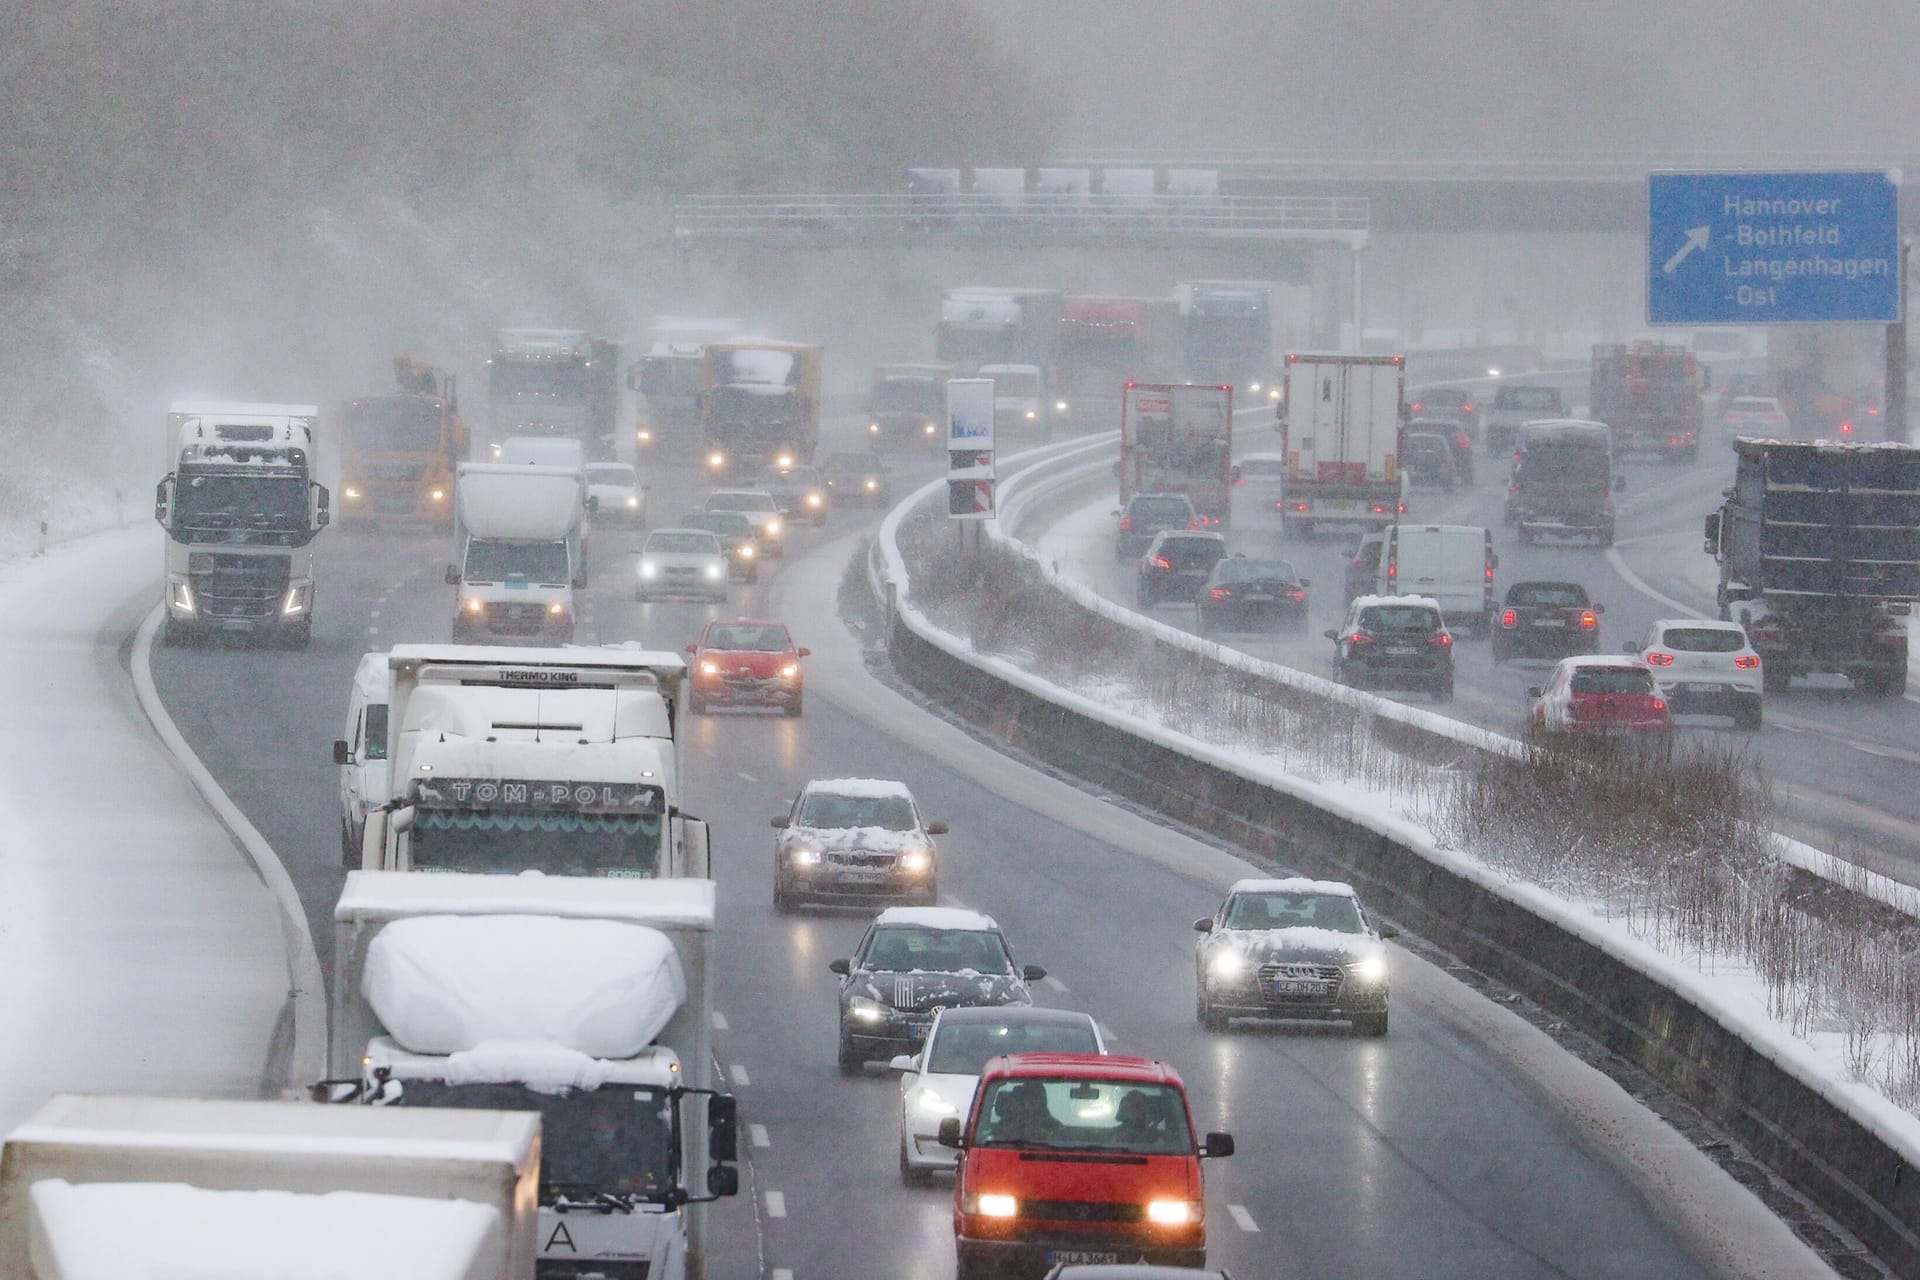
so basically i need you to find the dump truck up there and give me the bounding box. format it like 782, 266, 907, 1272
1706, 439, 1918, 696
339, 356, 468, 531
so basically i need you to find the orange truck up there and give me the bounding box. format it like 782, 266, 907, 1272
338, 356, 468, 530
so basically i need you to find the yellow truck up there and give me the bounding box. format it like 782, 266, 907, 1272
338, 356, 468, 531
700, 342, 822, 474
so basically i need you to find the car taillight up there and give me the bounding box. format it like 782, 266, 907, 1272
1398, 502, 1408, 513
1386, 562, 1397, 580
1485, 564, 1495, 581
1210, 587, 1231, 600
1200, 515, 1221, 526
1462, 404, 1474, 413
1579, 611, 1597, 630
1457, 432, 1471, 450
1733, 654, 1760, 668
1348, 631, 1374, 646
1370, 503, 1389, 515
1291, 501, 1310, 512
1287, 588, 1306, 602
1152, 556, 1171, 569
1119, 514, 1132, 531
1646, 652, 1674, 666
1840, 421, 1855, 436
1651, 697, 1668, 712
1189, 518, 1203, 530
1410, 402, 1423, 412
1501, 609, 1517, 628
1429, 632, 1453, 648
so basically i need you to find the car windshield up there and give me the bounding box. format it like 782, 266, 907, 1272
1661, 627, 1746, 653
1216, 559, 1295, 584
704, 623, 792, 651
1570, 667, 1657, 695
861, 926, 1013, 975
682, 512, 750, 538
1225, 891, 1364, 932
1360, 606, 1440, 634
1131, 497, 1192, 523
645, 531, 719, 555
707, 491, 776, 513
464, 538, 569, 582
1509, 583, 1586, 607
1499, 387, 1563, 411
797, 790, 917, 831
586, 464, 634, 486
925, 1019, 1099, 1075
973, 1079, 1192, 1155
1156, 538, 1225, 569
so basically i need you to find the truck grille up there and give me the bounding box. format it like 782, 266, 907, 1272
1017, 1198, 1145, 1223
485, 602, 550, 635
188, 553, 289, 620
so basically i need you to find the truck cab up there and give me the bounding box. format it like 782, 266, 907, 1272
942, 1053, 1232, 1277
700, 342, 823, 474
448, 462, 586, 644
865, 364, 950, 450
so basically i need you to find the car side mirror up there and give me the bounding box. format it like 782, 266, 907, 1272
1594, 603, 1605, 614
828, 958, 851, 976
1525, 686, 1543, 700
1323, 629, 1337, 640
888, 1054, 918, 1073
332, 740, 351, 766
1021, 965, 1047, 982
937, 1117, 963, 1149
797, 647, 811, 657
1201, 1132, 1235, 1159
926, 821, 949, 835
1614, 474, 1628, 492
685, 644, 698, 655
770, 816, 789, 829
1379, 925, 1400, 940
1300, 578, 1311, 588
444, 565, 461, 586
587, 495, 600, 513
1192, 917, 1213, 933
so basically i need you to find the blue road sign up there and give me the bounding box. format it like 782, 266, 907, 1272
1648, 171, 1900, 325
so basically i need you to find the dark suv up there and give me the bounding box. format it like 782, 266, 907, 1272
1327, 596, 1454, 700
1492, 580, 1602, 663
1137, 530, 1229, 606
1116, 493, 1198, 561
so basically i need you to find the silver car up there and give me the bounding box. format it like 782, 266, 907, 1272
771, 778, 945, 911
703, 488, 784, 556
890, 1005, 1106, 1186
634, 528, 728, 603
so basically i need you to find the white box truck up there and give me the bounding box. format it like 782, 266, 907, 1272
362, 644, 709, 877
448, 462, 586, 644
327, 871, 739, 1280
1278, 353, 1407, 537
0, 1094, 539, 1280
155, 401, 330, 647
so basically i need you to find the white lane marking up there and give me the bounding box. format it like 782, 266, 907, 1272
1228, 1203, 1260, 1232
773, 1271, 794, 1280
729, 1062, 751, 1086
738, 770, 759, 783
1041, 974, 1069, 993
765, 1190, 787, 1218
749, 1123, 770, 1148
366, 629, 380, 639
711, 1010, 729, 1031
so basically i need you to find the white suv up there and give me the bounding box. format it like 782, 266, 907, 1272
1625, 618, 1763, 729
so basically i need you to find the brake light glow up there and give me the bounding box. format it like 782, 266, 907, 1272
1429, 632, 1453, 647
1733, 655, 1760, 669
1287, 588, 1306, 602
1290, 501, 1310, 512
1645, 652, 1675, 666
1152, 556, 1171, 569
1398, 502, 1408, 513
1579, 611, 1597, 630
1652, 697, 1667, 712
1348, 632, 1374, 646
1208, 587, 1231, 601
1119, 515, 1132, 531
1485, 564, 1495, 580
1501, 609, 1518, 628
1840, 421, 1855, 436
1189, 518, 1202, 530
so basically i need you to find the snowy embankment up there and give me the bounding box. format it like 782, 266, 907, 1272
872, 441, 1920, 1271
0, 526, 304, 1132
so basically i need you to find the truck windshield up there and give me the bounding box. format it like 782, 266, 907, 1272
870, 381, 940, 413
639, 357, 703, 397
396, 1081, 676, 1202
491, 359, 586, 402
990, 371, 1041, 398
411, 809, 663, 877
174, 469, 310, 542
713, 386, 796, 427
974, 1079, 1193, 1155
936, 328, 1012, 366
345, 399, 442, 452
1185, 312, 1265, 357
464, 539, 570, 583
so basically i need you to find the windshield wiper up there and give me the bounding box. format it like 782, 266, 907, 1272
545, 1181, 637, 1213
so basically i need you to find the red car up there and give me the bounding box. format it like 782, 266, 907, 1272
686, 618, 808, 716
1528, 655, 1672, 750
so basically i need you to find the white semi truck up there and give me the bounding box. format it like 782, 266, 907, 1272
0, 1093, 540, 1280
155, 401, 330, 647
449, 462, 587, 644
359, 644, 709, 877
327, 871, 739, 1280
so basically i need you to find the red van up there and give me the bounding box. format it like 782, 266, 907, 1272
939, 1052, 1234, 1279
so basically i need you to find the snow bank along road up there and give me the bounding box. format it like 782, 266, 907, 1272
140, 427, 1832, 1280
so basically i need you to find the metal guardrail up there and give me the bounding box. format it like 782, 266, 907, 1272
1048, 148, 1916, 185
673, 193, 1369, 247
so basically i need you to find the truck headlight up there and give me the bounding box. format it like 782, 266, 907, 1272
637, 427, 654, 443
1054, 399, 1068, 413
1147, 1199, 1201, 1226
170, 580, 195, 614
463, 597, 485, 615
923, 422, 937, 436
976, 1193, 1017, 1218
1209, 950, 1249, 980
736, 544, 755, 560
547, 601, 569, 616
343, 486, 362, 500
625, 495, 640, 509
869, 421, 880, 434
863, 478, 878, 491
913, 1087, 956, 1117
1348, 952, 1389, 985
776, 453, 795, 469
847, 996, 889, 1023
707, 451, 726, 470
1024, 409, 1036, 420
639, 561, 659, 579
429, 488, 446, 502
900, 849, 931, 873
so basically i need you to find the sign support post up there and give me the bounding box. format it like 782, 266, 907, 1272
1889, 238, 1910, 444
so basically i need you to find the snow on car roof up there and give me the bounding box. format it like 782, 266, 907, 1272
1651, 617, 1745, 631
1557, 654, 1652, 670
28, 1181, 500, 1280
365, 915, 685, 1059
804, 777, 916, 799
1352, 593, 1442, 611
1230, 877, 1357, 897
874, 906, 998, 931
337, 871, 715, 929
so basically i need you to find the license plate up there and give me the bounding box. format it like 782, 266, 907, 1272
1384, 643, 1418, 654
1049, 1252, 1122, 1266
1533, 618, 1566, 628
1682, 682, 1720, 693
1243, 591, 1274, 601
1272, 979, 1326, 995
1321, 499, 1359, 513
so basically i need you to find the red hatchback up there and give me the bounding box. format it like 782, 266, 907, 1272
1528, 655, 1672, 748
686, 618, 808, 716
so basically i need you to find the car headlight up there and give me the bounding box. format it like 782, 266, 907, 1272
869, 421, 881, 433
975, 1193, 1017, 1218
429, 488, 446, 502
625, 495, 640, 509
704, 563, 723, 580
779, 663, 799, 679
806, 492, 823, 507
765, 518, 782, 536
1054, 399, 1068, 412
1209, 949, 1249, 980
923, 423, 937, 436
639, 561, 658, 579
637, 427, 654, 443
863, 478, 878, 491
463, 597, 484, 615
847, 996, 889, 1023
547, 601, 569, 616
1269, 387, 1283, 401
913, 1086, 957, 1117
707, 451, 726, 469
1348, 952, 1389, 985
170, 580, 195, 614
343, 486, 362, 500
1024, 409, 1036, 420
1249, 382, 1263, 393
699, 660, 720, 676
776, 453, 795, 469
900, 849, 932, 873
1147, 1199, 1202, 1226
787, 843, 820, 865
737, 544, 755, 559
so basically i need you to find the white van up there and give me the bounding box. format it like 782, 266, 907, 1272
1372, 524, 1496, 633
331, 652, 389, 866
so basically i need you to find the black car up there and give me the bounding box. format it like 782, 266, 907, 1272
1407, 416, 1474, 483
819, 450, 893, 507
1137, 530, 1228, 607
1197, 555, 1309, 634
829, 908, 1044, 1074
1406, 385, 1480, 439
754, 464, 830, 525
1401, 431, 1458, 491
678, 509, 761, 581
1327, 596, 1454, 699
1115, 492, 1197, 561
1492, 580, 1602, 663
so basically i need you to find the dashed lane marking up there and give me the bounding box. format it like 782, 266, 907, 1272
765, 1191, 787, 1218
711, 1011, 729, 1031
749, 1123, 770, 1148
773, 1271, 793, 1280
738, 770, 759, 783
1228, 1204, 1260, 1232
729, 1063, 751, 1086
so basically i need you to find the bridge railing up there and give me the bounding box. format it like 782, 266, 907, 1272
672, 192, 1369, 246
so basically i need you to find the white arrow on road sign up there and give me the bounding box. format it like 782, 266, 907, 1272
1661, 225, 1710, 274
